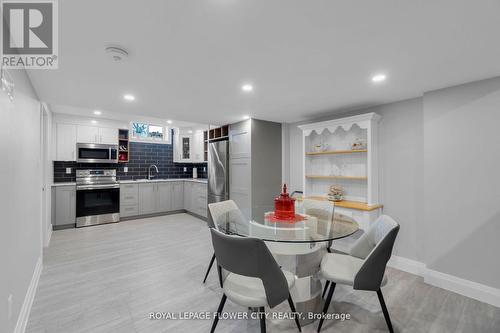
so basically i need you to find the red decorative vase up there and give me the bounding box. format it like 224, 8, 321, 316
274, 184, 295, 220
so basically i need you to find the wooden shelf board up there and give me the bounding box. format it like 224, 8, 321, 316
298, 196, 383, 211
306, 175, 367, 181
306, 149, 367, 156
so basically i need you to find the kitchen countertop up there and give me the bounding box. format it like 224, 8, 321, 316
51, 182, 76, 187
51, 178, 207, 187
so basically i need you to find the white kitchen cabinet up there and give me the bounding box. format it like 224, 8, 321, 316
192, 183, 207, 217
173, 128, 206, 163
139, 183, 157, 215
56, 123, 77, 161
172, 182, 184, 210
157, 183, 172, 212
120, 183, 139, 218
76, 125, 118, 144
52, 185, 76, 227
191, 131, 204, 163
99, 127, 119, 144
183, 181, 193, 211
179, 134, 192, 162
123, 181, 205, 219
77, 125, 100, 144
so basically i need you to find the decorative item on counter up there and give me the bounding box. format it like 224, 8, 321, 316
119, 145, 127, 151
328, 185, 344, 202
274, 184, 296, 220
351, 138, 367, 150
193, 167, 198, 179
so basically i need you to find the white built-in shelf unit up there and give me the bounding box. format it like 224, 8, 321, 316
298, 112, 381, 206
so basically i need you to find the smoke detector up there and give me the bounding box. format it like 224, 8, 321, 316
105, 46, 128, 62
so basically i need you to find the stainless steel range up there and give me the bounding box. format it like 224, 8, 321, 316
76, 169, 120, 227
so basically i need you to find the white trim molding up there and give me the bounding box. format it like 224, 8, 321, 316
388, 255, 426, 276
424, 268, 500, 308
14, 256, 43, 333
388, 255, 500, 308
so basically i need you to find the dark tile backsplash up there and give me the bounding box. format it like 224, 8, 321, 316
53, 141, 207, 183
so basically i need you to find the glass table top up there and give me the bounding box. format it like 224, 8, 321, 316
214, 209, 359, 243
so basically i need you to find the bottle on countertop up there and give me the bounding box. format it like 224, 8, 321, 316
193, 167, 198, 179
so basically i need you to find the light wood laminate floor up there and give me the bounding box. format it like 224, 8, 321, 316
26, 214, 500, 333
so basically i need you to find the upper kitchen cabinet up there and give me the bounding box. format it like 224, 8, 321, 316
56, 123, 77, 161
191, 130, 205, 163
77, 125, 118, 144
173, 128, 206, 163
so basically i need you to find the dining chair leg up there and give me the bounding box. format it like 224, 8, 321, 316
259, 307, 266, 333
317, 282, 336, 333
203, 253, 216, 283
217, 265, 223, 288
376, 289, 394, 333
322, 281, 330, 298
210, 294, 227, 333
287, 294, 302, 332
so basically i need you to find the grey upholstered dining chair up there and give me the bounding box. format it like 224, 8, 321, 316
301, 199, 335, 252
204, 200, 245, 286
209, 228, 302, 333
318, 215, 400, 333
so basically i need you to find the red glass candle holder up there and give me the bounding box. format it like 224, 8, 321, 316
274, 184, 296, 220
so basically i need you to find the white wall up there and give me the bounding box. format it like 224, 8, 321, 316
0, 68, 42, 333
423, 76, 500, 289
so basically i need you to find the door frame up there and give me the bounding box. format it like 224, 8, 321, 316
40, 103, 52, 248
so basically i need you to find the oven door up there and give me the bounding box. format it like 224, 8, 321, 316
77, 143, 118, 163
76, 185, 120, 227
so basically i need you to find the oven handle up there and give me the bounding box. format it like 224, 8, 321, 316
77, 184, 120, 191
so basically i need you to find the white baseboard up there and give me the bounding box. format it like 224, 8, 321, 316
14, 256, 43, 333
387, 255, 500, 309
424, 268, 500, 308
388, 255, 426, 276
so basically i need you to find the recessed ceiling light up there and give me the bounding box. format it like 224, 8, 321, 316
241, 84, 253, 92
242, 115, 250, 120
93, 110, 102, 115
166, 120, 172, 124
123, 94, 135, 101
372, 74, 387, 83
91, 120, 97, 124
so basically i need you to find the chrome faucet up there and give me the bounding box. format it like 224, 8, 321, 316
148, 164, 159, 180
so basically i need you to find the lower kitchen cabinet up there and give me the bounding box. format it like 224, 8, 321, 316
138, 183, 157, 215
120, 183, 139, 217
157, 183, 173, 212
172, 182, 184, 210
52, 185, 76, 227
183, 181, 193, 211
122, 181, 202, 219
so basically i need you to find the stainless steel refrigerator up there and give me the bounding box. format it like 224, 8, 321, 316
208, 140, 229, 205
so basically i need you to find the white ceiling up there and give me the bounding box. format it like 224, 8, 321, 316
27, 0, 500, 124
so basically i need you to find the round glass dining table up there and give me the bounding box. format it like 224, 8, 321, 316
214, 209, 359, 325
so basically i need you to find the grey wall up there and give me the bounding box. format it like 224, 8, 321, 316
284, 76, 500, 290
0, 69, 42, 332
284, 98, 423, 261
423, 77, 500, 289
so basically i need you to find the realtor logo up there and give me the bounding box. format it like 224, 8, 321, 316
1, 0, 58, 69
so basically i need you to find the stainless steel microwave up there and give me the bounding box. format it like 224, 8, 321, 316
76, 143, 118, 163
